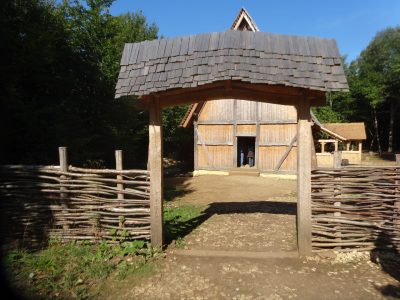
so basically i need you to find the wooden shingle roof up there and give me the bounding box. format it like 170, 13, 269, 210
115, 30, 348, 99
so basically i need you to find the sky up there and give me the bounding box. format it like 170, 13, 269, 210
109, 0, 400, 63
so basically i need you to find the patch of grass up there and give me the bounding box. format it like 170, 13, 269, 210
4, 239, 156, 299
164, 204, 208, 246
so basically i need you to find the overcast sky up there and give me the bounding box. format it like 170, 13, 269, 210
109, 0, 400, 63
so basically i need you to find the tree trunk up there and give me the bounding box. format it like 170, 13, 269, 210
388, 99, 395, 153
369, 129, 375, 151
373, 107, 382, 155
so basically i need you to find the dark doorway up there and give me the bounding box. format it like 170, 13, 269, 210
237, 136, 256, 167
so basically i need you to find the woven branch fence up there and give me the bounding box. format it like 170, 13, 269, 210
311, 166, 400, 252
0, 149, 150, 247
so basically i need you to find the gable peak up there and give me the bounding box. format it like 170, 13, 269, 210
231, 7, 260, 32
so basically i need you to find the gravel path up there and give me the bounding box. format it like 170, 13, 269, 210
97, 175, 400, 299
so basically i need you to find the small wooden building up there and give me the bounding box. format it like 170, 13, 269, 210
314, 122, 367, 166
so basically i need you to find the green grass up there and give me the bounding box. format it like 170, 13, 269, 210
4, 239, 156, 299
5, 205, 206, 298
164, 204, 207, 246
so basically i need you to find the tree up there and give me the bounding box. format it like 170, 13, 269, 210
355, 27, 400, 153
0, 0, 159, 167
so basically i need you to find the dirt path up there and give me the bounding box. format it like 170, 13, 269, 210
97, 175, 400, 299
164, 175, 297, 205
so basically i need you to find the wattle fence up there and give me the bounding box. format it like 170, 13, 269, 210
311, 166, 400, 252
0, 148, 150, 248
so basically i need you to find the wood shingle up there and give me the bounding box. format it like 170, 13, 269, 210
116, 30, 349, 98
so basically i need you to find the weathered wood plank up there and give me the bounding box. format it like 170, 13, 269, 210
297, 98, 312, 255
115, 150, 124, 201
148, 97, 164, 248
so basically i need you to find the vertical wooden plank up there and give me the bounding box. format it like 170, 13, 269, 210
59, 147, 69, 230
149, 98, 164, 248
296, 98, 312, 256
255, 101, 260, 169
311, 134, 317, 170
194, 122, 198, 170
115, 150, 124, 201
233, 100, 238, 167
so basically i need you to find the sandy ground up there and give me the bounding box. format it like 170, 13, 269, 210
97, 175, 400, 300
164, 175, 297, 205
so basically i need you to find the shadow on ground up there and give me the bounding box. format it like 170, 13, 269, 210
370, 231, 400, 298
165, 201, 296, 246
164, 177, 194, 202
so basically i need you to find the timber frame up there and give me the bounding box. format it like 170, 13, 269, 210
144, 82, 316, 254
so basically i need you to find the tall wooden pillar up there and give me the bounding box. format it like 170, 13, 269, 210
297, 98, 312, 256
148, 97, 164, 248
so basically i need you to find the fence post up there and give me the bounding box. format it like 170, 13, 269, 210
333, 151, 342, 169
59, 147, 69, 230
395, 155, 400, 245
333, 150, 342, 248
115, 150, 124, 201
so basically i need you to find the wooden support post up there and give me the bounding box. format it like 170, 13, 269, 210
334, 140, 338, 151
333, 151, 342, 168
320, 142, 325, 153
346, 142, 350, 151
397, 154, 400, 166
297, 98, 312, 256
149, 97, 164, 248
115, 150, 124, 201
59, 147, 69, 230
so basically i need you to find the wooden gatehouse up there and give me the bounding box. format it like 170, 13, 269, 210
115, 7, 348, 254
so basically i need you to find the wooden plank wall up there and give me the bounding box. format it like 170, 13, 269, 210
197, 125, 233, 145
197, 145, 233, 169
237, 125, 257, 136
258, 146, 297, 170
259, 124, 297, 145
195, 99, 298, 171
198, 99, 234, 122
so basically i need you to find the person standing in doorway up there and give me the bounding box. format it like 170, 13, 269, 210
240, 149, 244, 167
247, 147, 254, 167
